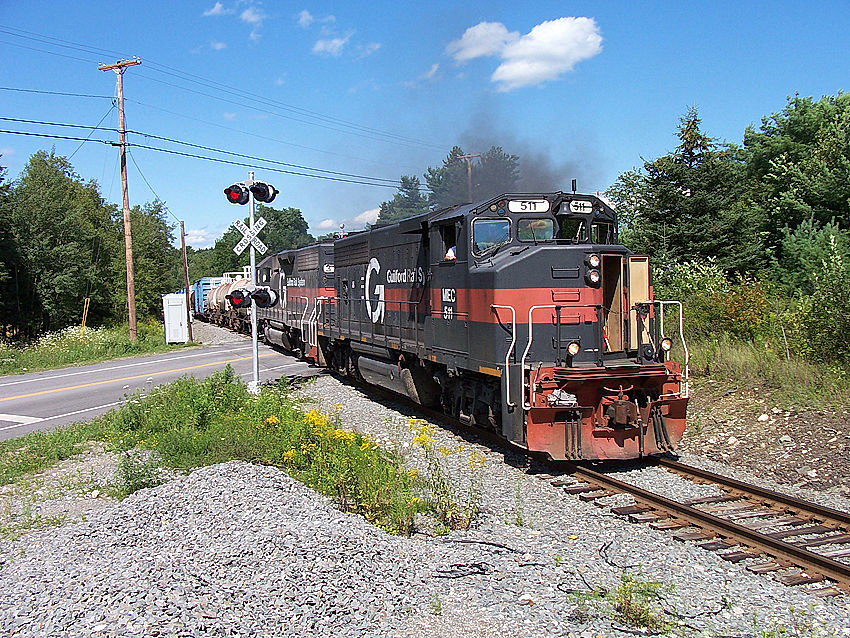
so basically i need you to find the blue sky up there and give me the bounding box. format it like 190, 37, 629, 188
1, 1, 848, 249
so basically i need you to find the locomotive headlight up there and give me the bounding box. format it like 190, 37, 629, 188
585, 269, 601, 286
586, 254, 601, 268
660, 337, 673, 352
567, 341, 581, 356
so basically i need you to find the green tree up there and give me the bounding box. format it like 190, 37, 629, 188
473, 146, 519, 202
607, 107, 761, 273
6, 150, 118, 337
377, 175, 429, 224
112, 200, 181, 318
744, 93, 850, 254
425, 145, 470, 209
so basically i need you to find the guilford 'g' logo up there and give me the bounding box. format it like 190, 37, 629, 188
364, 257, 385, 323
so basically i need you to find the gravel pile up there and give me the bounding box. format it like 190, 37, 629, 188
189, 320, 245, 345
3, 375, 850, 637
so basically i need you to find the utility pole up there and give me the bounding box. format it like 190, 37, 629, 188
179, 221, 194, 343
99, 58, 141, 341
457, 153, 481, 203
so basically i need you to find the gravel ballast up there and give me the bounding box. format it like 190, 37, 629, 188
3, 374, 850, 637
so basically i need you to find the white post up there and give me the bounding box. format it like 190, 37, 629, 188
247, 170, 260, 394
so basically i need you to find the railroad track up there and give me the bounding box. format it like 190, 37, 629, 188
552, 458, 850, 597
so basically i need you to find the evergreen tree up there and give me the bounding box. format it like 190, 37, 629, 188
376, 175, 428, 224
425, 146, 469, 209
607, 107, 760, 273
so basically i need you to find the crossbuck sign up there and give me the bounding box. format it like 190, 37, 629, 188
232, 217, 268, 255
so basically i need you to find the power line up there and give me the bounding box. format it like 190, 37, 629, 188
0, 128, 403, 188
0, 86, 112, 99
69, 105, 117, 160
127, 149, 181, 224
0, 116, 400, 185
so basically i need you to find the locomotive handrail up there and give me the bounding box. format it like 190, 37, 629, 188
490, 304, 517, 408
656, 300, 689, 397
520, 304, 562, 410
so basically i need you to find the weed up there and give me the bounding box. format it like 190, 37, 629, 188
408, 419, 483, 531
108, 451, 165, 499
514, 478, 525, 527
610, 573, 672, 632
571, 573, 672, 633
429, 593, 443, 615
554, 555, 562, 566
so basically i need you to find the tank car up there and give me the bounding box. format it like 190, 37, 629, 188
207, 276, 251, 333
314, 192, 688, 461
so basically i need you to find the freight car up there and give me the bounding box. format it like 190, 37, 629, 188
250, 191, 688, 462
257, 241, 336, 358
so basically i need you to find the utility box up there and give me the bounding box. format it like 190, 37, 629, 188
162, 293, 189, 343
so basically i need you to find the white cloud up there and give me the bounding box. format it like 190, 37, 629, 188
422, 63, 439, 80
203, 2, 229, 17
447, 18, 602, 92
297, 9, 314, 28
446, 22, 518, 62
316, 218, 337, 230
275, 75, 286, 86
185, 229, 218, 249
0, 147, 16, 159
312, 34, 351, 57
223, 112, 236, 120
356, 42, 381, 58
241, 6, 266, 40
211, 41, 227, 50
353, 208, 379, 226
240, 6, 265, 25
493, 18, 602, 91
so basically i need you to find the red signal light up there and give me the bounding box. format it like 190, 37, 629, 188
224, 184, 249, 205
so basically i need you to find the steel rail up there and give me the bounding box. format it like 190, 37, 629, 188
570, 465, 850, 590
654, 458, 850, 527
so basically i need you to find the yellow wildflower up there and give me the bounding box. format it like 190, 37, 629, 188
265, 415, 280, 426
281, 450, 296, 462
407, 468, 419, 479
468, 451, 487, 470
438, 446, 452, 457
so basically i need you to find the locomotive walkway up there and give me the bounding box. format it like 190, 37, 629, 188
0, 340, 315, 441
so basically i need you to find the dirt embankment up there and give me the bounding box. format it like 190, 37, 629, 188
678, 378, 850, 495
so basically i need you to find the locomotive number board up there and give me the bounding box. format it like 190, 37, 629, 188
508, 199, 550, 213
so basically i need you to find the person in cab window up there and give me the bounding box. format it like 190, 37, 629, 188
445, 245, 457, 260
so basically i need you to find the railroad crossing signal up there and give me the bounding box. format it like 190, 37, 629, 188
224, 184, 250, 205
226, 288, 251, 309
251, 287, 278, 308
232, 217, 268, 256
249, 182, 278, 203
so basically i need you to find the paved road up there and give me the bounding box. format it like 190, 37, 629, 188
0, 340, 318, 442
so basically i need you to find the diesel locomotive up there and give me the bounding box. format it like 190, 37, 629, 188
210, 191, 689, 461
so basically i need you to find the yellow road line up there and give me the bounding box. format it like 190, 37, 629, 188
0, 353, 277, 403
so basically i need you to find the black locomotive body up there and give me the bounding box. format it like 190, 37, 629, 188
258, 241, 335, 360
253, 192, 688, 461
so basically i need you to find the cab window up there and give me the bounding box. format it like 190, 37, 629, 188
518, 218, 554, 241
556, 216, 587, 242
591, 222, 616, 244
472, 218, 511, 253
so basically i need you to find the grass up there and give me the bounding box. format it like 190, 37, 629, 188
0, 367, 482, 537
572, 572, 672, 633
679, 336, 850, 408
0, 320, 189, 376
